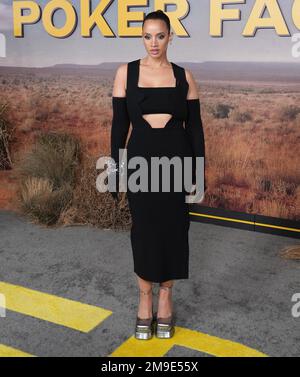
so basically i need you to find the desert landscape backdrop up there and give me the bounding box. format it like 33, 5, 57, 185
0, 61, 299, 220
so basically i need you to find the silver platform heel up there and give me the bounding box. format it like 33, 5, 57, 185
135, 285, 156, 340
155, 285, 175, 339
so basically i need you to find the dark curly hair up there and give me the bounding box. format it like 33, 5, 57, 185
142, 10, 171, 34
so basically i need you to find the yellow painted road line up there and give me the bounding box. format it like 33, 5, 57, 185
0, 344, 35, 357
254, 221, 300, 232
110, 326, 268, 357
0, 281, 112, 333
189, 212, 300, 233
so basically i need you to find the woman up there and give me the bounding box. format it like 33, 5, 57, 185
108, 10, 206, 340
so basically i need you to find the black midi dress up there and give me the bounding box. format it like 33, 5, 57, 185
111, 58, 205, 283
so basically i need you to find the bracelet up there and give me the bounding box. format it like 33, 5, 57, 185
106, 158, 126, 175
107, 159, 118, 174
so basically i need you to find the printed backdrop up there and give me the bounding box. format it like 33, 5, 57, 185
0, 0, 299, 221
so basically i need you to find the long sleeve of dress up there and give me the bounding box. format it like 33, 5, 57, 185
185, 98, 207, 192
109, 96, 130, 198
110, 96, 130, 168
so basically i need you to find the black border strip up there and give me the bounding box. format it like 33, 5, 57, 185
189, 205, 300, 239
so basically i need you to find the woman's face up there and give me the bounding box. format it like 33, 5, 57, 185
142, 19, 172, 58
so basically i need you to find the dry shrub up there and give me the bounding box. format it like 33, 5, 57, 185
209, 103, 234, 119
233, 111, 253, 123
20, 176, 54, 201
15, 132, 80, 225
19, 177, 73, 225
57, 154, 131, 231
17, 132, 80, 189
280, 245, 300, 260
279, 105, 300, 121
0, 103, 15, 170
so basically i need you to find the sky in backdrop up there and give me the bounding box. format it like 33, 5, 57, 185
0, 0, 299, 67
